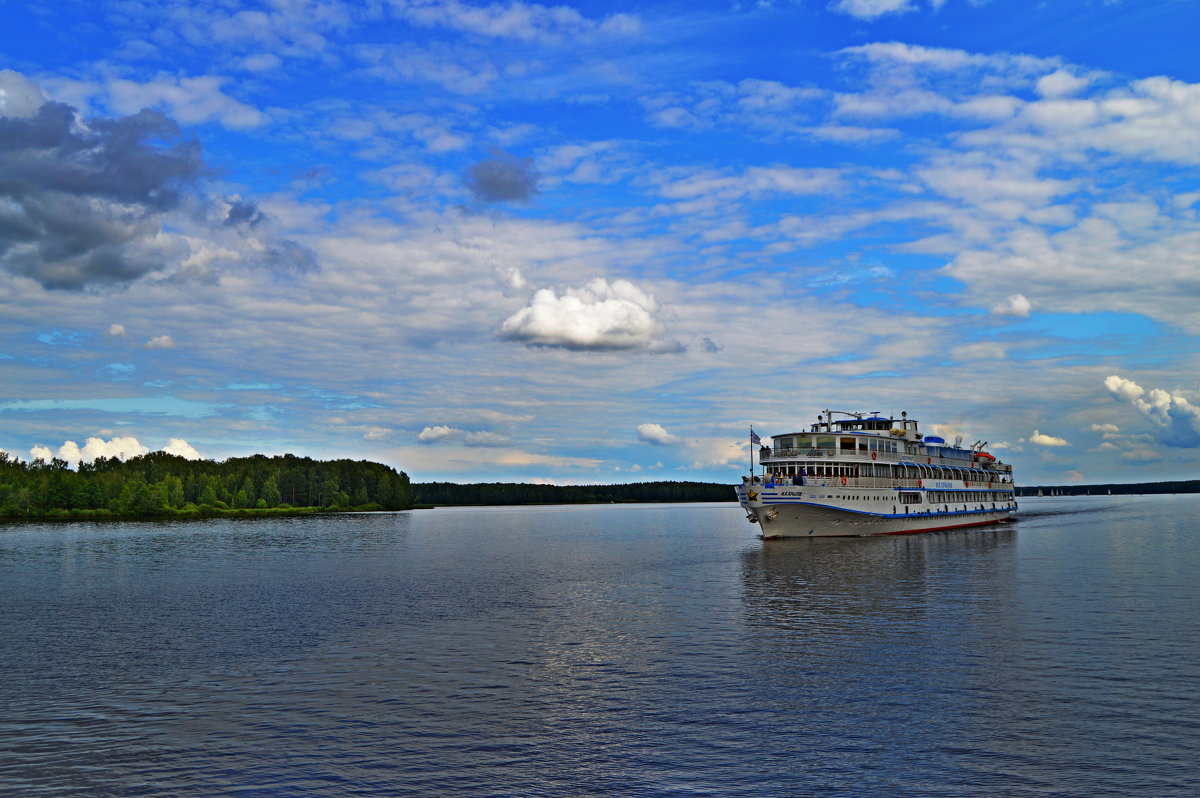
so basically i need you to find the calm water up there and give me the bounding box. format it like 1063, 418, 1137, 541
2, 496, 1199, 797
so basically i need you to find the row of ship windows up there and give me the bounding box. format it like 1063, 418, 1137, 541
810, 492, 1017, 514
768, 464, 1011, 482
813, 491, 1016, 504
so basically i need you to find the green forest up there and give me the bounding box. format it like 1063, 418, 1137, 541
411, 481, 731, 506
0, 451, 413, 519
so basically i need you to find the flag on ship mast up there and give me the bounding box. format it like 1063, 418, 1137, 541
750, 427, 761, 477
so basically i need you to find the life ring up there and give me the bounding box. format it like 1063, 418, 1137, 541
870, 451, 877, 460
918, 479, 923, 488
963, 479, 969, 488
927, 457, 932, 464
840, 476, 847, 486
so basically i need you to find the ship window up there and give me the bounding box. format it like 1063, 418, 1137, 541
796, 435, 812, 449
840, 437, 856, 451
815, 436, 835, 450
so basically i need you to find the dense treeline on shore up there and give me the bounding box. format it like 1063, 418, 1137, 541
0, 451, 413, 519
1016, 480, 1200, 497
412, 481, 731, 506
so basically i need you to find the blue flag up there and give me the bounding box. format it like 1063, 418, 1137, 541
750, 429, 762, 445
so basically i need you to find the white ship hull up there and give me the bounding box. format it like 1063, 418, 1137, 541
735, 480, 1016, 538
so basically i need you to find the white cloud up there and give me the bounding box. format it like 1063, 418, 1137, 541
31, 436, 151, 466
106, 75, 268, 129
0, 69, 47, 118
144, 335, 177, 350
656, 166, 845, 202
641, 79, 824, 135
949, 341, 1006, 361
463, 430, 512, 446
418, 425, 459, 442
416, 426, 511, 446
945, 215, 1200, 332
1036, 69, 1093, 99
1029, 429, 1069, 447
636, 423, 678, 445
991, 293, 1032, 317
1090, 423, 1120, 433
161, 437, 203, 459
831, 0, 917, 20
106, 323, 127, 339
393, 0, 642, 42
1104, 375, 1200, 447
686, 437, 749, 470
499, 277, 676, 352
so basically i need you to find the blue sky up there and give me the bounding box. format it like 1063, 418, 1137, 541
2, 0, 1200, 485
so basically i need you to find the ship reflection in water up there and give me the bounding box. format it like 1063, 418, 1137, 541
740, 528, 1018, 631
737, 529, 1029, 776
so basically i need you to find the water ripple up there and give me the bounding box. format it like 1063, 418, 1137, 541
2, 499, 1199, 795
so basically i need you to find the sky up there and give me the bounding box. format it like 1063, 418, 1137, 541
1, 0, 1199, 487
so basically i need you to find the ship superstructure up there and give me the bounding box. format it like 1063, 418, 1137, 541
735, 410, 1017, 538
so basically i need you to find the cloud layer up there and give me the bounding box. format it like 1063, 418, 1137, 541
0, 86, 202, 288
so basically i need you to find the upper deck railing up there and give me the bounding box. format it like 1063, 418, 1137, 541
761, 446, 1013, 474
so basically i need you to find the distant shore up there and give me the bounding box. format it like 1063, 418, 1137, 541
1016, 479, 1200, 497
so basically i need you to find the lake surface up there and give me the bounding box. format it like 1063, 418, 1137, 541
3, 496, 1199, 796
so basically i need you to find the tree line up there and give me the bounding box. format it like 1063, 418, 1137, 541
412, 481, 732, 506
0, 451, 413, 519
1016, 480, 1200, 497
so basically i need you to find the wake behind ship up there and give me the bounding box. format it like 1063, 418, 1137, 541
735, 410, 1017, 538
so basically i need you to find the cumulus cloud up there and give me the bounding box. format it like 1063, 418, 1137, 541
636, 423, 678, 445
0, 74, 204, 289
143, 335, 177, 349
1036, 69, 1092, 99
30, 435, 150, 466
499, 277, 676, 352
687, 438, 749, 470
991, 293, 1032, 317
161, 437, 203, 459
1104, 375, 1200, 447
418, 424, 458, 442
465, 150, 539, 202
1090, 423, 1120, 433
1029, 429, 1069, 447
417, 425, 511, 446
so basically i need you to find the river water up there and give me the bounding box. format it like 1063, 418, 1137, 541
2, 496, 1198, 796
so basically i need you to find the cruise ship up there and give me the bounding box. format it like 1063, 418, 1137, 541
735, 410, 1017, 538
